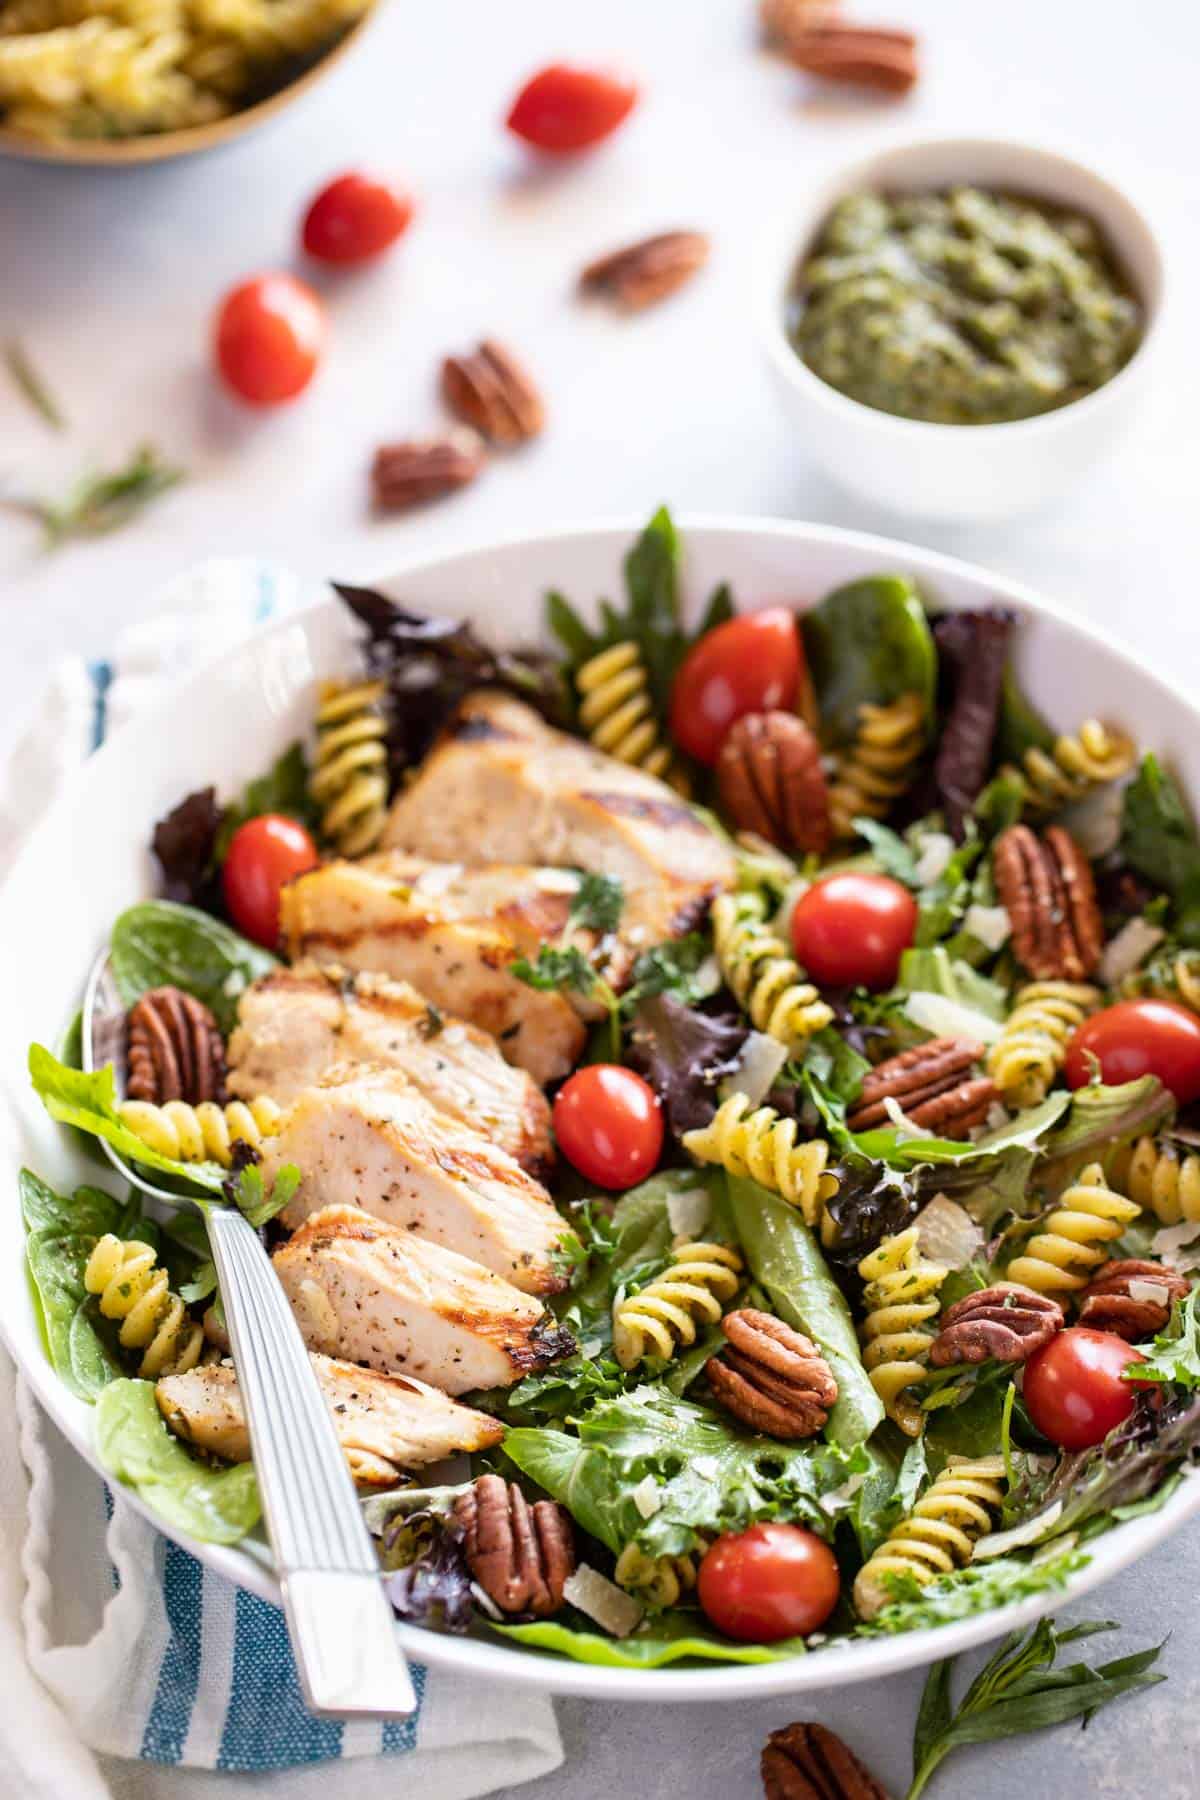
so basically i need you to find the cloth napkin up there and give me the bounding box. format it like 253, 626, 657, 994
0, 559, 563, 1800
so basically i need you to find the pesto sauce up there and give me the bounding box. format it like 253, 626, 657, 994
789, 187, 1143, 425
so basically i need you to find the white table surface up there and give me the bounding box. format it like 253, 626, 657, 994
3, 0, 1199, 1795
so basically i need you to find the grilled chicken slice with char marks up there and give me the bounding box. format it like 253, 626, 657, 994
227, 962, 553, 1175
263, 1068, 567, 1294
156, 1353, 503, 1488
278, 856, 586, 1085
272, 1204, 574, 1394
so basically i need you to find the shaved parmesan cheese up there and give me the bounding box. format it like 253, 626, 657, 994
914, 1193, 985, 1269
964, 904, 1011, 951
631, 1476, 662, 1520
692, 1456, 719, 1480
973, 1502, 1063, 1561
818, 1472, 866, 1515
579, 1338, 604, 1360
904, 991, 1004, 1045
914, 832, 955, 886
534, 869, 583, 894
727, 1031, 788, 1106
1098, 917, 1167, 987
1032, 1530, 1078, 1565
883, 1096, 927, 1140
666, 1186, 712, 1241
1151, 1221, 1200, 1271
1061, 780, 1126, 859
985, 1102, 1011, 1133
1128, 1279, 1172, 1307
415, 863, 464, 895
562, 1566, 644, 1638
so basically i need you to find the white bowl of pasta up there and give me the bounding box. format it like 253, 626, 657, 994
2, 514, 1200, 1705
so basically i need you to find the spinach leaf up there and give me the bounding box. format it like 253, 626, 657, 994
29, 1045, 225, 1194
801, 575, 936, 747
94, 1379, 261, 1544
1120, 754, 1200, 946
20, 1168, 128, 1400
110, 900, 276, 1034
495, 1612, 807, 1668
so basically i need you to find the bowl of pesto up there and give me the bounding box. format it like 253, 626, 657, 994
761, 136, 1164, 521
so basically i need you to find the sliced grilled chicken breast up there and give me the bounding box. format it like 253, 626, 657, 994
278, 856, 586, 1085
272, 1204, 574, 1393
263, 1069, 567, 1293
379, 690, 735, 936
156, 1354, 503, 1488
227, 963, 553, 1175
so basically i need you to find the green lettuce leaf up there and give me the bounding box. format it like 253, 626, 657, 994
1120, 754, 1200, 946
109, 899, 276, 1035
494, 1612, 806, 1667
859, 1546, 1087, 1636
20, 1168, 130, 1401
95, 1379, 260, 1543
1132, 1288, 1200, 1390
1039, 1076, 1173, 1190
894, 946, 1009, 1021
29, 1044, 224, 1193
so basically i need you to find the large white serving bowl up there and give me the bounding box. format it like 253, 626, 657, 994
2, 517, 1198, 1703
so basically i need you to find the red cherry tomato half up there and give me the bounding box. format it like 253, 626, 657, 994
697, 1523, 840, 1644
552, 1065, 663, 1190
506, 63, 639, 153
669, 609, 802, 765
1065, 997, 1200, 1105
214, 274, 326, 406
222, 814, 320, 949
301, 172, 415, 265
790, 872, 917, 992
1022, 1327, 1147, 1451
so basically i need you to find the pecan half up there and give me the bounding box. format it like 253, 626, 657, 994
1078, 1260, 1189, 1340
452, 1473, 574, 1618
372, 430, 485, 510
707, 1309, 837, 1439
929, 1283, 1063, 1367
761, 0, 843, 52
717, 711, 831, 854
126, 986, 225, 1105
993, 824, 1103, 981
580, 231, 711, 311
441, 340, 544, 445
762, 1723, 891, 1800
783, 24, 918, 95
847, 1036, 997, 1139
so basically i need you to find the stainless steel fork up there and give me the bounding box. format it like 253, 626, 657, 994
84, 950, 415, 1717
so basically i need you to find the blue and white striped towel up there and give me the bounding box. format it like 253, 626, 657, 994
0, 561, 563, 1800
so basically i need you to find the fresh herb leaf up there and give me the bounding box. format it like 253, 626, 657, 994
11, 444, 183, 546
627, 993, 747, 1136
627, 933, 711, 1005
1120, 754, 1200, 946
94, 1379, 260, 1544
569, 872, 624, 934
110, 900, 276, 1035
5, 339, 65, 430
417, 1002, 445, 1040
1131, 1288, 1200, 1390
513, 944, 603, 996
29, 1045, 225, 1193
225, 1157, 301, 1229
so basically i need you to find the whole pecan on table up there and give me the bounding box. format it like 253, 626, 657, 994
580, 231, 711, 311
372, 429, 486, 511
929, 1283, 1063, 1367
451, 1473, 574, 1618
846, 1036, 997, 1139
441, 339, 544, 446
1077, 1259, 1190, 1340
707, 1308, 838, 1439
762, 1722, 891, 1800
717, 711, 831, 854
993, 823, 1103, 981
782, 24, 919, 95
126, 985, 226, 1105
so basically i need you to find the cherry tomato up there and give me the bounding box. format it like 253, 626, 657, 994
1065, 998, 1200, 1105
301, 172, 415, 265
1022, 1327, 1147, 1451
697, 1523, 840, 1644
552, 1065, 662, 1189
669, 609, 802, 765
790, 872, 917, 991
506, 63, 638, 153
222, 814, 320, 948
214, 274, 326, 406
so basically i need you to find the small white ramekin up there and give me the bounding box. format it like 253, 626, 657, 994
759, 135, 1166, 522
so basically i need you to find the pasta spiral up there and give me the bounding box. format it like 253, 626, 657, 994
611, 1242, 743, 1369
682, 1094, 838, 1228
711, 890, 833, 1054
311, 678, 389, 857
613, 1541, 707, 1607
986, 981, 1100, 1107
852, 1456, 1006, 1621
1005, 1163, 1140, 1296
1000, 720, 1135, 817
828, 692, 925, 839
1120, 950, 1200, 1015
857, 1227, 947, 1437
84, 1234, 203, 1378
1107, 1137, 1200, 1227
575, 641, 687, 792
119, 1095, 281, 1166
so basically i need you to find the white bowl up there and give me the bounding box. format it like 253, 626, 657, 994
2, 516, 1198, 1703
759, 136, 1166, 522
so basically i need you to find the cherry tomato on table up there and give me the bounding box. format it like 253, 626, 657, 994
214, 274, 326, 406
669, 608, 802, 765
506, 63, 639, 153
302, 172, 415, 265
1065, 997, 1200, 1105
222, 814, 320, 949
697, 1523, 839, 1643
1022, 1327, 1147, 1452
553, 1065, 662, 1190
790, 871, 917, 991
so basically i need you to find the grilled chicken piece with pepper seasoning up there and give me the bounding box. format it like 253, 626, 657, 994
226, 963, 553, 1175
272, 1204, 574, 1394
378, 690, 735, 933
277, 855, 587, 1085
156, 1353, 503, 1488
262, 1068, 568, 1294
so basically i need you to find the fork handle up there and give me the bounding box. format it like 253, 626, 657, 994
206, 1206, 416, 1717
